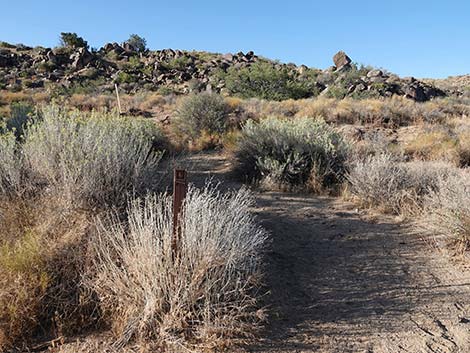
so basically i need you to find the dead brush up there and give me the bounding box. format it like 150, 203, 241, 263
0, 194, 99, 350
424, 171, 470, 254
346, 153, 458, 215
87, 185, 267, 350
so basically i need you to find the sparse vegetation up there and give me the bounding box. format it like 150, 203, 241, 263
0, 34, 469, 351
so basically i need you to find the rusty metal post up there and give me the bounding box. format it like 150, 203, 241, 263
172, 169, 187, 259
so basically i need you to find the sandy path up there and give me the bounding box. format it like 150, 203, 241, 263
187, 152, 470, 353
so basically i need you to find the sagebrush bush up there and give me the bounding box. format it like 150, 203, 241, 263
173, 92, 231, 140
424, 171, 470, 253
234, 117, 349, 191
347, 153, 457, 214
6, 102, 34, 138
0, 132, 23, 196
88, 185, 267, 349
23, 106, 166, 206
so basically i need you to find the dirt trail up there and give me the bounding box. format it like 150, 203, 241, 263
187, 152, 470, 353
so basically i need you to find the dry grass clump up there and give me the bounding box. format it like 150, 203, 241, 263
403, 121, 470, 167
404, 128, 459, 164
424, 171, 470, 254
237, 96, 467, 128
233, 117, 349, 192
0, 231, 49, 349
87, 185, 267, 350
346, 153, 457, 214
0, 198, 96, 351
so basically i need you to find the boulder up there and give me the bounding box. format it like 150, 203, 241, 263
222, 53, 234, 62
70, 48, 93, 70
367, 69, 383, 78
103, 43, 114, 52
0, 51, 17, 67
404, 83, 426, 102
333, 51, 351, 70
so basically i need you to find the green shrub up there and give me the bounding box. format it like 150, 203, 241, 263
163, 56, 190, 70
59, 32, 88, 49
23, 106, 166, 207
0, 132, 23, 196
115, 71, 138, 84
6, 102, 34, 138
223, 62, 312, 101
124, 34, 147, 53
173, 92, 231, 140
234, 117, 349, 190
0, 41, 15, 49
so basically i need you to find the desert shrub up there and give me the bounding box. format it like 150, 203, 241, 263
115, 71, 138, 84
6, 102, 34, 138
60, 32, 88, 49
424, 172, 470, 253
223, 61, 312, 101
457, 130, 470, 167
0, 132, 23, 196
124, 34, 147, 53
0, 41, 15, 48
173, 92, 231, 140
163, 56, 190, 70
347, 153, 457, 214
234, 117, 349, 191
23, 106, 165, 206
87, 185, 267, 349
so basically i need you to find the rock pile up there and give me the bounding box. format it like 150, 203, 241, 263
0, 42, 446, 101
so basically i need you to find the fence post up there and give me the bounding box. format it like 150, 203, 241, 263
114, 83, 122, 114
172, 169, 187, 260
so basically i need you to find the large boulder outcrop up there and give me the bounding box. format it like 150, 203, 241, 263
333, 51, 352, 70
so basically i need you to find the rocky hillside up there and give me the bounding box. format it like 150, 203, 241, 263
422, 74, 470, 96
0, 40, 453, 101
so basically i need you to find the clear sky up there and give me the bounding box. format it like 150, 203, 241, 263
1, 0, 469, 78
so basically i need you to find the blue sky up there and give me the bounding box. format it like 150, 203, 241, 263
1, 0, 468, 78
